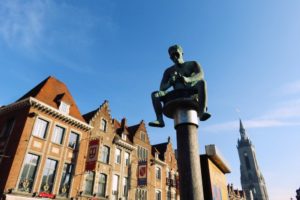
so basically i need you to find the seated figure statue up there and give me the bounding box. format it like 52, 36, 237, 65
149, 45, 211, 128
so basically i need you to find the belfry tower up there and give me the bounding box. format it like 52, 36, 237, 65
237, 119, 269, 200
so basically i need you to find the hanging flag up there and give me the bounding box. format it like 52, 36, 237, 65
85, 139, 99, 171
138, 160, 147, 186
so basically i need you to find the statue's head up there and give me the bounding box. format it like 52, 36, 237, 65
168, 44, 184, 65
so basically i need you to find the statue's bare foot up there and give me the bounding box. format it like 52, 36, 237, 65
149, 120, 165, 128
200, 112, 211, 121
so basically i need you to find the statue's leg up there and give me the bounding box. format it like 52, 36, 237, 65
149, 91, 165, 127
196, 80, 211, 121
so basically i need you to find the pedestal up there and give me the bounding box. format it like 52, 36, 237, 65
163, 89, 204, 200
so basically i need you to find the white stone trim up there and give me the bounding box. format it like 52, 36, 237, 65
0, 97, 92, 131
114, 137, 137, 151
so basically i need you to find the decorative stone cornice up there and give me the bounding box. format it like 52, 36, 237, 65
0, 97, 92, 131
113, 137, 136, 151
151, 157, 166, 166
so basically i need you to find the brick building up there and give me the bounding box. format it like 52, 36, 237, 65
0, 76, 91, 199
151, 137, 179, 200
0, 76, 179, 200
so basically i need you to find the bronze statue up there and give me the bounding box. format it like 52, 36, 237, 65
149, 45, 210, 127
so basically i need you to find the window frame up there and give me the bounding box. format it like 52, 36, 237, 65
58, 163, 73, 197
115, 148, 121, 164
123, 177, 129, 198
97, 173, 107, 197
40, 158, 58, 193
137, 146, 148, 161
84, 171, 95, 195
112, 174, 120, 197
17, 153, 40, 193
59, 101, 70, 114
51, 124, 65, 145
124, 152, 130, 166
100, 145, 110, 164
32, 117, 49, 139
68, 131, 80, 149
155, 190, 162, 200
156, 166, 161, 180
100, 118, 107, 132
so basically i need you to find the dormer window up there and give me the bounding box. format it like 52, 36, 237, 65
122, 133, 127, 140
59, 101, 70, 114
100, 119, 107, 132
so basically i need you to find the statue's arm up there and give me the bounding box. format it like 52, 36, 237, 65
184, 61, 204, 83
159, 69, 173, 91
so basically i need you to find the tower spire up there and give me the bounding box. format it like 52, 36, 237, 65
239, 119, 247, 140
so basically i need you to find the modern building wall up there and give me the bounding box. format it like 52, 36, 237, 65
200, 145, 231, 200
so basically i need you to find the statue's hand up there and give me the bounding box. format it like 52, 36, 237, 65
182, 76, 189, 84
158, 91, 166, 96
176, 74, 187, 84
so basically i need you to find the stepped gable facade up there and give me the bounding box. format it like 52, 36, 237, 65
152, 137, 179, 200
82, 102, 136, 200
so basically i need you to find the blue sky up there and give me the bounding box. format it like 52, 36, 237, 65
1, 0, 300, 199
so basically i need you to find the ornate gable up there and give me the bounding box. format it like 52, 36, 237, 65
83, 100, 114, 134
128, 120, 151, 145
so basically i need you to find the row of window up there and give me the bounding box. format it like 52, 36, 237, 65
18, 153, 73, 197
84, 172, 129, 199
100, 145, 130, 166
33, 118, 80, 149
18, 153, 175, 199
137, 146, 148, 161
156, 167, 178, 181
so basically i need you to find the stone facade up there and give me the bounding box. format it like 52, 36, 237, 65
200, 145, 231, 200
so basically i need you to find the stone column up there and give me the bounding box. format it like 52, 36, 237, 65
163, 90, 204, 200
